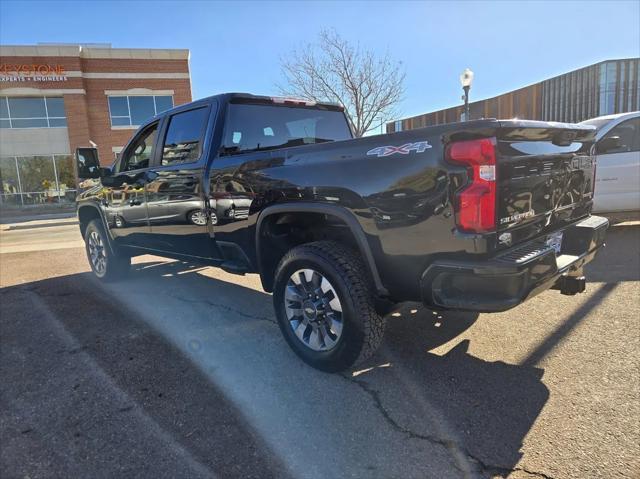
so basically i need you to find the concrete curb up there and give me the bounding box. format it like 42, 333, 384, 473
4, 220, 80, 231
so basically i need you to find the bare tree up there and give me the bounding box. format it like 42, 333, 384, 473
278, 30, 405, 137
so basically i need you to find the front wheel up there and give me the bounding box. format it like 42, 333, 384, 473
188, 209, 207, 226
84, 219, 130, 281
273, 241, 385, 372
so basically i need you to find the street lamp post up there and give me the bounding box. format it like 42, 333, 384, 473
460, 68, 474, 121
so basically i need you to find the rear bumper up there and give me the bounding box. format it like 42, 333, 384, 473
420, 215, 609, 312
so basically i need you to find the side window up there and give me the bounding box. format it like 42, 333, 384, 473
601, 118, 640, 154
161, 107, 209, 166
117, 122, 158, 172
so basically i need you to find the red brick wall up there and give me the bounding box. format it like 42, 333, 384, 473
81, 58, 189, 73
1, 53, 192, 166
64, 93, 91, 153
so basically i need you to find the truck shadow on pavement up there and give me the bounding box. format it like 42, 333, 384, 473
356, 303, 548, 476
125, 260, 552, 476
2, 260, 550, 479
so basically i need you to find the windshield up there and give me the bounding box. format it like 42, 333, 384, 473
221, 103, 352, 154
579, 118, 613, 130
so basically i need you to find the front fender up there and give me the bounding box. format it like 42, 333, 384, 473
77, 202, 117, 255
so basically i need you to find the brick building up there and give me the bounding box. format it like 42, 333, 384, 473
0, 43, 192, 209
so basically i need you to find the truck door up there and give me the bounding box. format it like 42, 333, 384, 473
108, 120, 159, 248
593, 117, 640, 213
144, 103, 220, 259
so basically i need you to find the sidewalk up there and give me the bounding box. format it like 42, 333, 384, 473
0, 206, 77, 230
0, 214, 82, 254
0, 216, 79, 232
0, 204, 76, 224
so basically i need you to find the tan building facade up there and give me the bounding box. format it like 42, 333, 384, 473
388, 58, 640, 133
0, 44, 192, 209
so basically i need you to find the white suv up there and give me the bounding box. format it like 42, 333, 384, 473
580, 111, 640, 216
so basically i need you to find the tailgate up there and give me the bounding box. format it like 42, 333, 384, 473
495, 120, 597, 247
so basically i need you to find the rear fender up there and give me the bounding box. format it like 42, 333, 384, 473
255, 202, 388, 296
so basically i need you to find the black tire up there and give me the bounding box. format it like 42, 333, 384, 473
84, 219, 130, 281
273, 241, 385, 372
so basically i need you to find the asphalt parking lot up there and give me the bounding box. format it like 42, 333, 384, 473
1, 219, 638, 478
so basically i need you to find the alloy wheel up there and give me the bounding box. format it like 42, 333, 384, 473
88, 230, 107, 276
284, 268, 344, 351
190, 210, 207, 226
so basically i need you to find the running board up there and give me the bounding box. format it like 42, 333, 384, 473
220, 261, 248, 275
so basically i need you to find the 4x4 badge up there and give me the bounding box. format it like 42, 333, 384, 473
367, 141, 432, 157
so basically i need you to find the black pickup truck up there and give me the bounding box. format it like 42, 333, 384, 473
75, 93, 608, 371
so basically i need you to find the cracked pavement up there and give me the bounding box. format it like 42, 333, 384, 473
1, 221, 638, 478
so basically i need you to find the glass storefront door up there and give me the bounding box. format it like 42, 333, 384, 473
0, 154, 76, 208
0, 157, 21, 207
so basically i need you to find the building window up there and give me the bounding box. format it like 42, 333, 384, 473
626, 60, 637, 111
0, 97, 67, 129
618, 62, 626, 113
636, 60, 640, 110
108, 95, 173, 127
394, 120, 402, 132
0, 154, 76, 207
599, 61, 619, 115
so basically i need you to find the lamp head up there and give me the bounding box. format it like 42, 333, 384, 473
460, 68, 474, 88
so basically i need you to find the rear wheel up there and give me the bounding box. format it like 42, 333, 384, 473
273, 241, 385, 372
84, 219, 130, 281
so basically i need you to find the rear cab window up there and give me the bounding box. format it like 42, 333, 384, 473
161, 106, 210, 166
221, 103, 352, 155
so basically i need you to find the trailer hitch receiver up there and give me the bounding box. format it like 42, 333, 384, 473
553, 275, 586, 296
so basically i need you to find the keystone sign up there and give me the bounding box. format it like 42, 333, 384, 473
0, 64, 68, 82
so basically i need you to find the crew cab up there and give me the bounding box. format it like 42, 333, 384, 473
76, 93, 608, 372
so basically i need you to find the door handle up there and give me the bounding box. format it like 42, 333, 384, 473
144, 171, 159, 182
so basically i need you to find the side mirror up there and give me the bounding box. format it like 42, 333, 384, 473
596, 136, 622, 155
101, 175, 118, 187
76, 147, 102, 179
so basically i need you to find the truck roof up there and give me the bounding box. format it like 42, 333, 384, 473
135, 92, 346, 134
202, 92, 344, 111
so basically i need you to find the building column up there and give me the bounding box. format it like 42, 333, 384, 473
63, 93, 91, 158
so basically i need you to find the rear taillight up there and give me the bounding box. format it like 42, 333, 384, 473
446, 137, 497, 233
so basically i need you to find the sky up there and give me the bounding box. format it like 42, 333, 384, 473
1, 0, 639, 126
